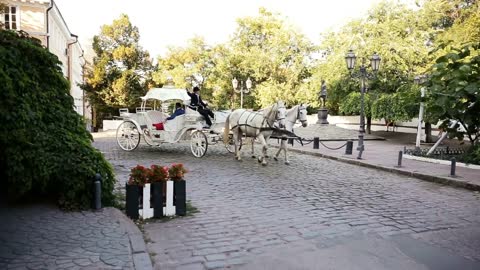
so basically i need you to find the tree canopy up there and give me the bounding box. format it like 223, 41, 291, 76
81, 14, 153, 126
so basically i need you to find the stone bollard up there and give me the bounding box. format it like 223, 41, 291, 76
345, 140, 353, 155
93, 173, 102, 210
313, 137, 319, 149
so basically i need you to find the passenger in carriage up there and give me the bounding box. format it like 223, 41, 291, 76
188, 86, 214, 127
166, 102, 185, 121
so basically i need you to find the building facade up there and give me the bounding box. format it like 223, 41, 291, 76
1, 0, 91, 125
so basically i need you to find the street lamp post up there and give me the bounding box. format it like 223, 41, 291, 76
414, 75, 427, 152
232, 77, 252, 109
345, 50, 381, 159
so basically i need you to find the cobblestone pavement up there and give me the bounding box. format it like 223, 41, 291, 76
94, 133, 480, 270
0, 204, 134, 270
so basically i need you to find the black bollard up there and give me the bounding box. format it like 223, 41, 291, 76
397, 151, 403, 167
450, 158, 456, 176
94, 173, 102, 210
313, 137, 319, 149
345, 140, 353, 155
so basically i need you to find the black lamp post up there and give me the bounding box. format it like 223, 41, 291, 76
345, 50, 381, 159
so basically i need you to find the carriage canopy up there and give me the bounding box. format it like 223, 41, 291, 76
141, 88, 191, 102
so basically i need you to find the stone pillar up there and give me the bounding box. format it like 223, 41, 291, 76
316, 109, 329, 125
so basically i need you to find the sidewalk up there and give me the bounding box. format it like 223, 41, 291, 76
281, 124, 480, 191
0, 203, 152, 270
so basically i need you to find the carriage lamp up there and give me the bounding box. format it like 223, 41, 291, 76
232, 77, 252, 109
345, 50, 381, 159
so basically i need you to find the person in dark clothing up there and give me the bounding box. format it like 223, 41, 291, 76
188, 86, 214, 127
166, 102, 185, 121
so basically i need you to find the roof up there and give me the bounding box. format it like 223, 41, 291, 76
141, 88, 191, 102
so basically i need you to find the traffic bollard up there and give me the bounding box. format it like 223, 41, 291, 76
94, 173, 102, 210
345, 140, 353, 155
397, 151, 403, 167
313, 137, 319, 149
450, 158, 456, 176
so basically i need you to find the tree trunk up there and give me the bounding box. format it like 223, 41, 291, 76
425, 122, 433, 143
366, 117, 372, 134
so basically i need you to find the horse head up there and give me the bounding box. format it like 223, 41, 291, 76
274, 100, 286, 129
298, 104, 308, 127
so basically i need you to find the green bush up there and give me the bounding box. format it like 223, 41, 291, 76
463, 143, 480, 165
0, 30, 115, 209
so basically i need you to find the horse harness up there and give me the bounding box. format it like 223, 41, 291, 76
231, 105, 285, 134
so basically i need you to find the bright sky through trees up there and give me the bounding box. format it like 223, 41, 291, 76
55, 0, 412, 57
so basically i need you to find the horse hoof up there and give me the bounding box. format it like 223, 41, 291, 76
261, 163, 267, 166
252, 155, 256, 159
285, 162, 290, 165
273, 157, 278, 161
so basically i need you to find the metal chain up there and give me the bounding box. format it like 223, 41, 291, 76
319, 141, 348, 150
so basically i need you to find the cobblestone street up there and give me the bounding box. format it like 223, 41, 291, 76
94, 134, 480, 270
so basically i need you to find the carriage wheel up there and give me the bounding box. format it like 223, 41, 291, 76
116, 121, 141, 151
225, 134, 242, 153
190, 130, 208, 158
143, 128, 157, 146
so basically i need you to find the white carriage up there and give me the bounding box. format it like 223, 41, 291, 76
116, 87, 232, 157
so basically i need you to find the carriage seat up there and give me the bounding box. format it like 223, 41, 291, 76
144, 110, 168, 130
185, 107, 204, 122
146, 110, 168, 124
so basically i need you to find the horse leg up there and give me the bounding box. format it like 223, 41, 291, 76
251, 137, 256, 158
274, 138, 285, 161
284, 140, 290, 165
257, 135, 268, 166
233, 128, 242, 161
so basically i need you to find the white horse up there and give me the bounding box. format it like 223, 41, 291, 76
273, 104, 309, 164
223, 101, 286, 166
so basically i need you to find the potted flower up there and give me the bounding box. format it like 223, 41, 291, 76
148, 165, 169, 218
126, 165, 149, 219
169, 164, 188, 216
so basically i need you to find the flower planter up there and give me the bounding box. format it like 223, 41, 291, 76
152, 182, 164, 218
125, 184, 140, 220
174, 180, 186, 216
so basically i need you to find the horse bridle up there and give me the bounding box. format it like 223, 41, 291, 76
285, 105, 307, 125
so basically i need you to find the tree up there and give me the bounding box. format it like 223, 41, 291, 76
227, 8, 315, 109
153, 37, 218, 105
315, 0, 437, 133
81, 14, 153, 127
427, 43, 480, 146
0, 30, 115, 209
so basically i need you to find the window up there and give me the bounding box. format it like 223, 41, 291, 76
2, 6, 19, 30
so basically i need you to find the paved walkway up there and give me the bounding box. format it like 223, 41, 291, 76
0, 203, 145, 269
284, 124, 479, 191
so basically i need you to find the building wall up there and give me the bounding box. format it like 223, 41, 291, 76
4, 0, 91, 125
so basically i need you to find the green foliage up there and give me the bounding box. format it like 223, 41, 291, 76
0, 30, 115, 209
371, 93, 411, 122
462, 143, 480, 165
427, 43, 480, 145
81, 14, 153, 127
339, 92, 372, 118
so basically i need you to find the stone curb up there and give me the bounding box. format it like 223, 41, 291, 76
109, 207, 153, 270
283, 146, 480, 192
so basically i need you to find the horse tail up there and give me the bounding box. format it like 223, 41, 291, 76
223, 113, 231, 144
